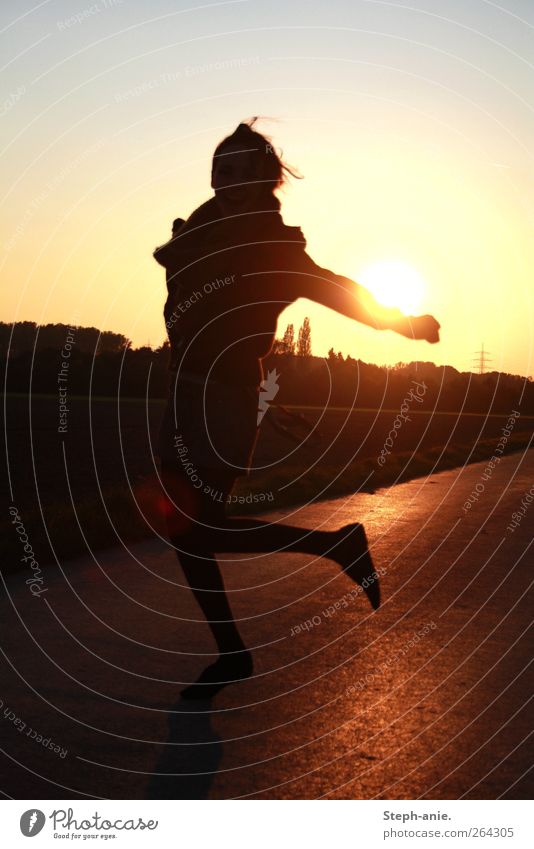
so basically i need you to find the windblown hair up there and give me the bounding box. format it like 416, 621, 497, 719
211, 117, 302, 196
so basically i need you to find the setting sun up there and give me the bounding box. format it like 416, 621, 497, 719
358, 261, 426, 316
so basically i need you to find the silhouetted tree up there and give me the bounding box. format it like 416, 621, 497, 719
280, 323, 296, 355
297, 317, 311, 357
328, 348, 345, 364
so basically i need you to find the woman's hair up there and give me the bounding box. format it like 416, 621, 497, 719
211, 118, 302, 197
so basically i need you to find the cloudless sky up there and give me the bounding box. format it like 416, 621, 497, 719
1, 0, 533, 375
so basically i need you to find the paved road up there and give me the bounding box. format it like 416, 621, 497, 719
1, 452, 532, 799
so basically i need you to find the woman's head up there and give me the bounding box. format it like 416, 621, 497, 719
211, 118, 300, 215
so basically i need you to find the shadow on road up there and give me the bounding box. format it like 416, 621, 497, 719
147, 697, 222, 799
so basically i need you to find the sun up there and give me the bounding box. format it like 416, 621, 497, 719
358, 260, 426, 315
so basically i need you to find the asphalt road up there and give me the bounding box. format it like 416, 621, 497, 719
1, 451, 532, 799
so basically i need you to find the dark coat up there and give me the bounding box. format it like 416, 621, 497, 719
154, 196, 312, 388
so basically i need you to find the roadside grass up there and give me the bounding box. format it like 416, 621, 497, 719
233, 431, 533, 512
3, 432, 532, 574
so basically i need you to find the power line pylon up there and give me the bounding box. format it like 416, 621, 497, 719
473, 342, 492, 374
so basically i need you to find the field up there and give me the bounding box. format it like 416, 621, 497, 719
3, 393, 533, 571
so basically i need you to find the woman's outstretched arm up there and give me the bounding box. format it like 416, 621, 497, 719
295, 251, 440, 344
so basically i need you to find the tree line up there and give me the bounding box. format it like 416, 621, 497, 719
2, 320, 532, 415
0, 321, 129, 357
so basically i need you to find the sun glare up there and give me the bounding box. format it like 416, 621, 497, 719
358, 261, 426, 315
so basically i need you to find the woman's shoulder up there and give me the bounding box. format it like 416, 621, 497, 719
283, 223, 306, 246
182, 196, 220, 231
268, 211, 307, 248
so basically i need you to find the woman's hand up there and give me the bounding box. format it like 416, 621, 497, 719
399, 314, 441, 343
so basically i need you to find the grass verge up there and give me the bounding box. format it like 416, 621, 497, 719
3, 432, 532, 575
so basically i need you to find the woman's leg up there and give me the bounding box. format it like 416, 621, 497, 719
162, 460, 379, 607
176, 548, 253, 700
177, 549, 246, 654
200, 517, 379, 610
161, 461, 253, 699
161, 459, 379, 699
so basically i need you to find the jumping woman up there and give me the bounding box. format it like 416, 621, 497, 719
154, 119, 440, 699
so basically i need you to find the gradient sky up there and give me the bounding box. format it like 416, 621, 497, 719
1, 0, 533, 375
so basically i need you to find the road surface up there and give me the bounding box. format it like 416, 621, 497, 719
1, 451, 532, 799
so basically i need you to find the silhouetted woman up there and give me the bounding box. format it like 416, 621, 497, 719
154, 119, 440, 699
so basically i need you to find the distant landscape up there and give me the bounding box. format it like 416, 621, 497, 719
3, 320, 533, 571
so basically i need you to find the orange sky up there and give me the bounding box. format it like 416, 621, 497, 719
2, 0, 533, 375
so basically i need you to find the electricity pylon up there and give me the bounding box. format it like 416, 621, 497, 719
473, 343, 492, 374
